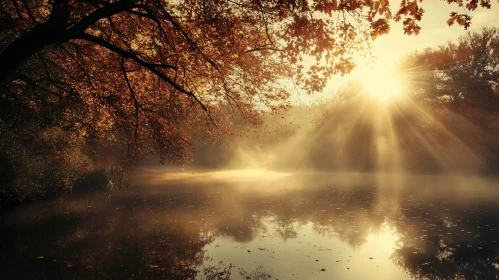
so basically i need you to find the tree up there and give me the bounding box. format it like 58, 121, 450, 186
0, 0, 494, 165
396, 28, 499, 172
398, 27, 499, 126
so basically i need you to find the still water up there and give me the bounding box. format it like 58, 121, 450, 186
1, 169, 499, 279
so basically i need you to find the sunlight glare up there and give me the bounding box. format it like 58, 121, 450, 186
353, 63, 403, 104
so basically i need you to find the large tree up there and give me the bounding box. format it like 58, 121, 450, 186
0, 0, 493, 165
398, 27, 499, 127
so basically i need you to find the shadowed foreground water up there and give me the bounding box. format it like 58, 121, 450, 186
1, 169, 499, 279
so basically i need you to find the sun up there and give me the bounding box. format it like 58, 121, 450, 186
352, 63, 403, 104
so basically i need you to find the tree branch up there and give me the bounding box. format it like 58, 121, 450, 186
121, 57, 140, 140
14, 73, 64, 99
78, 32, 208, 112
152, 0, 218, 69
245, 46, 283, 53
67, 0, 136, 35
20, 0, 36, 23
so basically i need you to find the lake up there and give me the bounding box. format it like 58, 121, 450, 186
1, 168, 499, 279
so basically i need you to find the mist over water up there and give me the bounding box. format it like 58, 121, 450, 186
3, 83, 499, 279
3, 167, 498, 279
127, 167, 499, 280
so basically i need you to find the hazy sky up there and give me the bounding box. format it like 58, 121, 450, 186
373, 0, 499, 64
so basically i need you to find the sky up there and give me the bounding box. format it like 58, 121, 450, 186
291, 1, 499, 105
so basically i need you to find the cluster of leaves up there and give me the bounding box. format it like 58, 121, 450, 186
0, 0, 493, 168
445, 0, 495, 29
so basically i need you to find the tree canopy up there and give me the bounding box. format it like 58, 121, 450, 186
0, 0, 494, 165
398, 27, 499, 129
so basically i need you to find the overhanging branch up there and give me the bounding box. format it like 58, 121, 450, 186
67, 0, 136, 35
78, 32, 208, 112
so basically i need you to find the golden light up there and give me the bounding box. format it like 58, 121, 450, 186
352, 63, 403, 104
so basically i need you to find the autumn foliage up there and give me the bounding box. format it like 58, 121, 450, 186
0, 0, 494, 168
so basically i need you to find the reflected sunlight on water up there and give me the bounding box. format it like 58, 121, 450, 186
204, 220, 408, 279
1, 170, 499, 279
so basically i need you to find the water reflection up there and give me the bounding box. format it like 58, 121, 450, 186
1, 169, 498, 279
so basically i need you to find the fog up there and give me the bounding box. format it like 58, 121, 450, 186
185, 88, 495, 177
